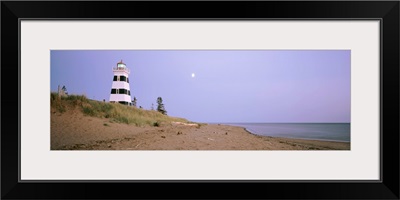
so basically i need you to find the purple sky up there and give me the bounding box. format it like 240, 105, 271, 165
51, 50, 350, 123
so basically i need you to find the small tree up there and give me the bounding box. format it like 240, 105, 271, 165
151, 103, 154, 110
132, 97, 137, 107
156, 97, 167, 115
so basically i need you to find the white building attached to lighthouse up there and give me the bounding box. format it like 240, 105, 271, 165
109, 60, 132, 105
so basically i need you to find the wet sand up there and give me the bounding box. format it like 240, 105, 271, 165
51, 109, 350, 150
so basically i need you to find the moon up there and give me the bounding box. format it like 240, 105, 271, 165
191, 73, 195, 78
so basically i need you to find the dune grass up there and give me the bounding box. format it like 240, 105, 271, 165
50, 93, 189, 127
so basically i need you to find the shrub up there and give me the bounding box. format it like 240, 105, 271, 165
153, 121, 160, 127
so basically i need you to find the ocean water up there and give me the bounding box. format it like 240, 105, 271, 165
224, 123, 350, 142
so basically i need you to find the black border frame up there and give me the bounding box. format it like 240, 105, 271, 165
2, 1, 399, 199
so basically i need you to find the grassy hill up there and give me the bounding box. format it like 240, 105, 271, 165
51, 93, 190, 127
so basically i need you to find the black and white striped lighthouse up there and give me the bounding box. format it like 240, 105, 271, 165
109, 60, 132, 105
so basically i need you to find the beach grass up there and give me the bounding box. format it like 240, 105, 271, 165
51, 93, 189, 127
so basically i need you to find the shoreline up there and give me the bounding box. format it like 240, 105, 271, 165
242, 127, 350, 143
51, 110, 350, 150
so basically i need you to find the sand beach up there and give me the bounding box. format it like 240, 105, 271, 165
51, 108, 350, 150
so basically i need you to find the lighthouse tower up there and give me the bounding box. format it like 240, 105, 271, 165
109, 60, 132, 105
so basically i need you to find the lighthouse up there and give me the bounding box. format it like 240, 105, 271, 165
109, 60, 132, 105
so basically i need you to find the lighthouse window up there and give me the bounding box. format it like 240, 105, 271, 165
119, 89, 127, 94
128, 90, 130, 95
120, 76, 127, 82
111, 89, 117, 94
127, 78, 129, 83
113, 76, 117, 81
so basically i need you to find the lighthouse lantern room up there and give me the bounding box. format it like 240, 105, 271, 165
109, 60, 132, 105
